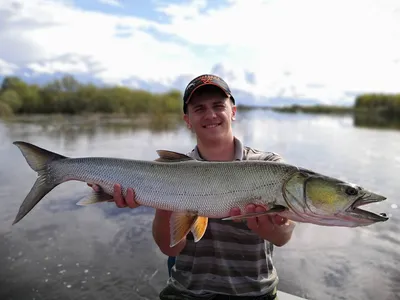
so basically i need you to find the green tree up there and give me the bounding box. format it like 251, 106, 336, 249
0, 74, 185, 116
0, 90, 22, 112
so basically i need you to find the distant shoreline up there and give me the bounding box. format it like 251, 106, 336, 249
238, 93, 400, 119
237, 104, 354, 114
1, 75, 399, 120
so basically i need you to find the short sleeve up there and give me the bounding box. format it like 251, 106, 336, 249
261, 152, 285, 162
244, 147, 285, 162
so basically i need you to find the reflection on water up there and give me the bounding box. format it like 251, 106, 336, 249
0, 111, 399, 300
353, 113, 400, 130
2, 113, 183, 147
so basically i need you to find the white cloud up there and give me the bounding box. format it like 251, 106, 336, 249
1, 0, 400, 105
155, 0, 400, 101
99, 0, 123, 7
0, 59, 18, 75
27, 54, 92, 74
0, 0, 208, 85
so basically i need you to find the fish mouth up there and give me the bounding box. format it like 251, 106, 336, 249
346, 193, 389, 222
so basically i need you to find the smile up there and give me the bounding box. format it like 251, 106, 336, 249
203, 123, 221, 128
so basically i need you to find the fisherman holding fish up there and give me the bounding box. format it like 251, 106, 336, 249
95, 74, 296, 299
12, 72, 389, 299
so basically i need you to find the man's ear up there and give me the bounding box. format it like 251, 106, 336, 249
231, 105, 237, 121
183, 114, 191, 129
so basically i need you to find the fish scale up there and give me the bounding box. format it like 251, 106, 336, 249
51, 157, 295, 218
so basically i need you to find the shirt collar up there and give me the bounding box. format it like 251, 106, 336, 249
191, 136, 244, 161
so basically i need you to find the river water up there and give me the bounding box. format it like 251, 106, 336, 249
0, 110, 399, 300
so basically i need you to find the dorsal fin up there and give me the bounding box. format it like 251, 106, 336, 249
155, 150, 195, 162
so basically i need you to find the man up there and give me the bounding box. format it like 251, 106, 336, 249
90, 74, 296, 299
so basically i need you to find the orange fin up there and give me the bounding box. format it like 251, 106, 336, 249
169, 211, 197, 247
190, 216, 208, 242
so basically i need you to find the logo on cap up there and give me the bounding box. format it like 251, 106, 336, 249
198, 75, 221, 84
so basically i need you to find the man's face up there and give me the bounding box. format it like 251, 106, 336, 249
183, 87, 236, 142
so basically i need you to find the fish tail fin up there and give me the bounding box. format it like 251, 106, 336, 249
12, 141, 67, 225
13, 141, 67, 172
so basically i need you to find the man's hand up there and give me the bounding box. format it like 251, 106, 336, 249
87, 183, 140, 209
229, 204, 296, 247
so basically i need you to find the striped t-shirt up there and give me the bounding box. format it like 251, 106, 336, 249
166, 137, 284, 297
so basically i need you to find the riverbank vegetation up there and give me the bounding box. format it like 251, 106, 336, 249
1, 75, 399, 124
269, 94, 400, 120
271, 104, 353, 114
0, 75, 182, 117
354, 93, 400, 118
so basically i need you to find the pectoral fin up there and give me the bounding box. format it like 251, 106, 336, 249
190, 216, 208, 242
169, 212, 209, 247
76, 190, 114, 206
170, 211, 197, 247
221, 205, 287, 221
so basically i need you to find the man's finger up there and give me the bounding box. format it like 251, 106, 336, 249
229, 207, 241, 223
113, 184, 126, 208
245, 204, 258, 230
125, 188, 139, 208
254, 206, 271, 228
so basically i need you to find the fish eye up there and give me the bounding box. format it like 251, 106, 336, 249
345, 186, 358, 196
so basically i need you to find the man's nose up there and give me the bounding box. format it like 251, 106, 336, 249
204, 107, 217, 118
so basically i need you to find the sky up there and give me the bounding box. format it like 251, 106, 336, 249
1, 0, 400, 106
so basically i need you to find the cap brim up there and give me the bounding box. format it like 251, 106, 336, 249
185, 83, 231, 104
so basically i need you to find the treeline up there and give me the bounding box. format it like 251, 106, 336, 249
0, 75, 183, 116
271, 94, 400, 118
2, 75, 399, 120
354, 93, 400, 118
272, 104, 353, 114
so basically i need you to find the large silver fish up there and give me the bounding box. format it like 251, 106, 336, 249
12, 141, 389, 247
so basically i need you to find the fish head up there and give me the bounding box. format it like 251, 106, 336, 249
283, 169, 389, 227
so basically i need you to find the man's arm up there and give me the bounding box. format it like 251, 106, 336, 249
152, 209, 186, 256
88, 183, 186, 256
